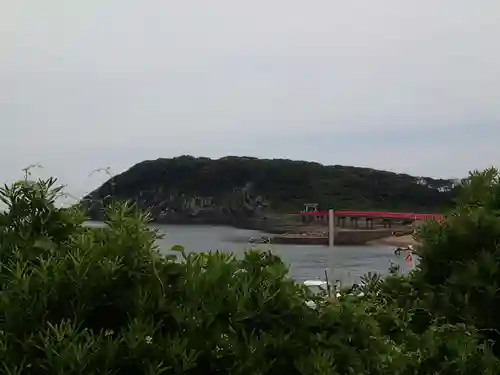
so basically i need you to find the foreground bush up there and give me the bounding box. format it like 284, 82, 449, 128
0, 175, 498, 374
414, 168, 500, 350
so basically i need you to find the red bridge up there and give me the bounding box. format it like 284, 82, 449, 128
298, 210, 443, 221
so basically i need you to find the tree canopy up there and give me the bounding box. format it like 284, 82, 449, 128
85, 156, 456, 216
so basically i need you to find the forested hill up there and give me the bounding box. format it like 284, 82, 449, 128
83, 156, 457, 222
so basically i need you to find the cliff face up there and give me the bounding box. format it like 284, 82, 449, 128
83, 178, 272, 229
81, 155, 457, 228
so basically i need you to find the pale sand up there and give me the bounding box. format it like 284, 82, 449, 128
367, 234, 419, 247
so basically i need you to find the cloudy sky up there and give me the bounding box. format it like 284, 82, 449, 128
1, 1, 499, 201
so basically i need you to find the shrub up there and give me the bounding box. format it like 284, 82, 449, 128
0, 175, 498, 374
415, 168, 500, 350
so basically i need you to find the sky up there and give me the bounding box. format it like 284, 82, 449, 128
1, 1, 500, 202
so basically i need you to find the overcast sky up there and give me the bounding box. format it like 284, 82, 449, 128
1, 1, 499, 201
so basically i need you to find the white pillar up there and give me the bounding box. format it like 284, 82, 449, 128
328, 209, 335, 247
328, 209, 336, 289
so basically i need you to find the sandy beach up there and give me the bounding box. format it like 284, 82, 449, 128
367, 234, 419, 247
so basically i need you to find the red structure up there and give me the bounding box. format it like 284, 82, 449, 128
298, 210, 443, 221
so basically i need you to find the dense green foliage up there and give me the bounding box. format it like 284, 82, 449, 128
1, 167, 500, 373
86, 156, 456, 214
415, 168, 500, 349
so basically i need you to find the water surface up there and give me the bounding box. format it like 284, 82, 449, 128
151, 224, 412, 285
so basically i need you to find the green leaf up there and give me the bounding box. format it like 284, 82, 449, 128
33, 237, 56, 251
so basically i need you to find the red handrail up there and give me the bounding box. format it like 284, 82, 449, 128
298, 210, 443, 221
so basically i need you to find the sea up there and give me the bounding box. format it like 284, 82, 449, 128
87, 222, 413, 286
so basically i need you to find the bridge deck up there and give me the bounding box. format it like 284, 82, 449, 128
298, 210, 443, 221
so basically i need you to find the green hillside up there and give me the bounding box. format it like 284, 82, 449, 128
82, 156, 456, 222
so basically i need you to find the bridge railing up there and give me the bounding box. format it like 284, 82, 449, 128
297, 210, 443, 221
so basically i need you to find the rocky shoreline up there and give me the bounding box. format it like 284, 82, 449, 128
271, 228, 414, 246
271, 227, 416, 247
151, 214, 295, 234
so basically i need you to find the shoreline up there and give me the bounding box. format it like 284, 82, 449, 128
271, 228, 415, 246
367, 234, 419, 247
270, 233, 417, 247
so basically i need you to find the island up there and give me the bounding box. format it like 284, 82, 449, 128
81, 155, 458, 244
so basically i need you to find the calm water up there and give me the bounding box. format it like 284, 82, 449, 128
149, 224, 412, 285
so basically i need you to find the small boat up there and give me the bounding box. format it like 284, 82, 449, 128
394, 244, 414, 255
303, 279, 329, 291
303, 279, 366, 308
303, 280, 329, 308
248, 236, 271, 244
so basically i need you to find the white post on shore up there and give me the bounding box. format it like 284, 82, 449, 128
328, 209, 335, 248
328, 208, 335, 290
